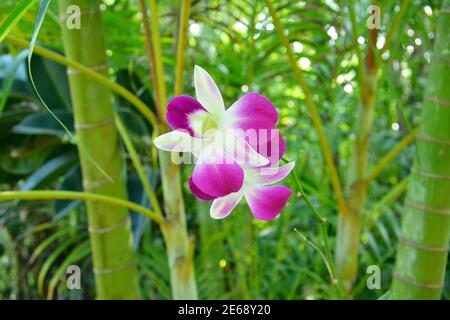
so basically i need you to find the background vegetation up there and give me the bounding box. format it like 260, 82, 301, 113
0, 0, 448, 299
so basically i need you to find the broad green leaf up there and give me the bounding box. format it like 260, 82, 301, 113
20, 152, 78, 191
28, 54, 72, 110
13, 110, 74, 136
53, 165, 83, 220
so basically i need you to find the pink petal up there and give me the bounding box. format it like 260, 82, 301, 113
166, 95, 208, 136
258, 162, 295, 185
192, 155, 244, 198
226, 93, 278, 132
245, 186, 292, 221
188, 177, 216, 201
210, 191, 243, 219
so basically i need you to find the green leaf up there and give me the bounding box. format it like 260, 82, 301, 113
0, 0, 35, 42
46, 240, 91, 300
20, 152, 78, 191
28, 54, 72, 110
378, 290, 392, 300
13, 110, 74, 136
37, 234, 87, 297
0, 136, 56, 175
27, 0, 112, 182
53, 165, 83, 220
0, 50, 29, 115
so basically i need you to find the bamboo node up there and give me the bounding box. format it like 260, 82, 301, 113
399, 235, 448, 253
93, 260, 136, 276
411, 167, 450, 180
431, 53, 450, 67
424, 95, 450, 107
75, 117, 115, 130
67, 64, 108, 75
405, 199, 450, 216
88, 216, 130, 235
417, 132, 450, 146
393, 271, 443, 289
83, 174, 120, 189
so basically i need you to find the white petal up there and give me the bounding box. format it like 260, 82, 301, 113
153, 130, 195, 152
194, 65, 225, 117
258, 162, 295, 185
210, 191, 243, 219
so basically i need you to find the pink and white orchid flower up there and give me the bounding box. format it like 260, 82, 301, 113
154, 65, 293, 220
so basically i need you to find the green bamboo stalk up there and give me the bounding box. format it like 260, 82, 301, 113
393, 3, 450, 299
143, 0, 198, 299
57, 0, 141, 299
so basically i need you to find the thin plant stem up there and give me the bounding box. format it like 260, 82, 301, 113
149, 0, 167, 115
293, 229, 334, 285
174, 0, 191, 96
380, 0, 410, 55
264, 0, 348, 216
366, 127, 418, 182
282, 157, 344, 298
0, 191, 163, 224
349, 0, 368, 100
138, 0, 161, 117
114, 113, 163, 218
144, 0, 198, 299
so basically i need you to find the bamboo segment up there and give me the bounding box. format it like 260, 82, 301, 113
393, 2, 450, 299
58, 0, 141, 299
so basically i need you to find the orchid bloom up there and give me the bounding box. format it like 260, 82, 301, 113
154, 65, 294, 220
